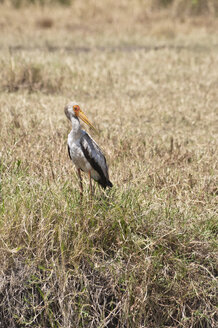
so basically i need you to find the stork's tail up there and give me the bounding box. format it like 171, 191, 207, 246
98, 178, 113, 189
107, 180, 113, 188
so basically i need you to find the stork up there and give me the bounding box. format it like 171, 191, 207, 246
64, 102, 113, 197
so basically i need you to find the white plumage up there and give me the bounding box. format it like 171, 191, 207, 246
65, 102, 112, 195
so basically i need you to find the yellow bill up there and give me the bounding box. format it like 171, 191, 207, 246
78, 110, 99, 134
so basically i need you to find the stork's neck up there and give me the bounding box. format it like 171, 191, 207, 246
70, 116, 82, 138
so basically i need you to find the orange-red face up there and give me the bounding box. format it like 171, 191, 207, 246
70, 104, 98, 134
73, 105, 80, 116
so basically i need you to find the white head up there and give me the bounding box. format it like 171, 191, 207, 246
64, 102, 80, 121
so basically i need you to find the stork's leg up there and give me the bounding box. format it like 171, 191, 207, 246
77, 168, 83, 198
88, 170, 93, 197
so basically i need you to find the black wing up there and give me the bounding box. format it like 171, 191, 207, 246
80, 133, 113, 189
67, 144, 72, 160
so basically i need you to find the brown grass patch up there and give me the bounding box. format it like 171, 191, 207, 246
0, 59, 65, 94
36, 17, 54, 29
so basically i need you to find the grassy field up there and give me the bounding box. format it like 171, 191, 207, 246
0, 1, 217, 327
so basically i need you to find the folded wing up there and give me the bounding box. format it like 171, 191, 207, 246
80, 132, 113, 189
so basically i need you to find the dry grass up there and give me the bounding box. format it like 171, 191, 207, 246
0, 2, 217, 327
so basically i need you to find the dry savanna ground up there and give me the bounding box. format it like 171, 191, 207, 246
0, 2, 217, 327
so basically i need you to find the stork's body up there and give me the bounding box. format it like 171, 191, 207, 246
65, 102, 112, 196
